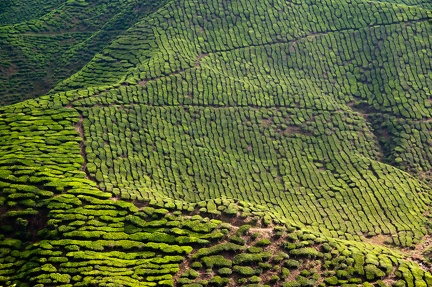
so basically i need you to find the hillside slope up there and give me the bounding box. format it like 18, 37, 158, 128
0, 0, 431, 286
0, 0, 167, 105
54, 0, 432, 245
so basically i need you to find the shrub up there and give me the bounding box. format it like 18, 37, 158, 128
234, 252, 271, 265
289, 247, 323, 258
285, 259, 301, 269
324, 276, 339, 285
229, 235, 246, 245
217, 267, 232, 275
0, 239, 22, 249
259, 262, 272, 269
202, 255, 232, 268
281, 267, 290, 279
250, 275, 261, 283
233, 265, 256, 276
193, 243, 245, 259
50, 273, 71, 283
237, 224, 251, 235
209, 276, 229, 286
364, 264, 386, 280
178, 278, 194, 285
283, 282, 301, 287
247, 246, 263, 253
255, 238, 271, 246
191, 262, 203, 269
181, 269, 199, 279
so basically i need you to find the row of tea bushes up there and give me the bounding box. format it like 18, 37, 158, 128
19, 194, 229, 286
65, 19, 431, 113
2, 175, 430, 287
78, 102, 430, 246
368, 114, 432, 176
0, 100, 85, 243
0, 97, 249, 286
177, 222, 432, 287
41, 0, 431, 248
57, 0, 430, 106
40, 0, 431, 179
60, 0, 431, 174
0, 81, 431, 286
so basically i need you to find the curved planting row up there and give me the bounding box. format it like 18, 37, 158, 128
35, 0, 431, 247
0, 86, 430, 286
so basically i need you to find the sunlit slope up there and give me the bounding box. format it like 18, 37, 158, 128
0, 99, 431, 286
0, 0, 432, 285
47, 0, 432, 246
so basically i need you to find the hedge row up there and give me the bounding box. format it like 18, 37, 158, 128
177, 221, 432, 287
37, 0, 432, 247
78, 102, 430, 246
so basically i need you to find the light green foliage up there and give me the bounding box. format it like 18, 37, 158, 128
289, 247, 324, 258
0, 0, 431, 286
202, 255, 232, 268
58, 0, 432, 248
217, 267, 232, 276
233, 252, 271, 264
233, 265, 256, 276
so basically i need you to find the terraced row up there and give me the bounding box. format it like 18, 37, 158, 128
35, 0, 431, 248
0, 89, 431, 287
74, 104, 429, 246
55, 0, 431, 176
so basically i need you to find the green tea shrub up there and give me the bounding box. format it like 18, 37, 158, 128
233, 265, 256, 276
202, 255, 232, 268
217, 267, 232, 275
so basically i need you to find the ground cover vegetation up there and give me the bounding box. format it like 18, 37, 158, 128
0, 0, 169, 105
0, 0, 431, 286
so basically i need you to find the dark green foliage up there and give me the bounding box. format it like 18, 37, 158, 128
237, 225, 252, 236
255, 238, 271, 246
229, 235, 246, 245
181, 269, 199, 279
285, 259, 301, 269
0, 0, 170, 106
233, 252, 271, 265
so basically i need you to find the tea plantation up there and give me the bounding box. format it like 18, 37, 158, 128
0, 0, 431, 286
